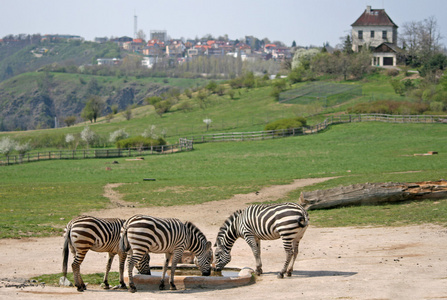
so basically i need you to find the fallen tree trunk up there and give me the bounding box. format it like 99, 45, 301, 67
299, 180, 447, 210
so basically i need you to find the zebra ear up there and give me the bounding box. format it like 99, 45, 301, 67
205, 241, 212, 251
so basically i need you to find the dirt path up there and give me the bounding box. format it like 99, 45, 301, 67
1, 177, 446, 299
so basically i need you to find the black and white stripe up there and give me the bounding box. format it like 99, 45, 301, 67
120, 214, 212, 292
214, 203, 309, 278
62, 215, 150, 292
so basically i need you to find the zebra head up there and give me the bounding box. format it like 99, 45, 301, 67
185, 221, 212, 276
194, 240, 213, 276
214, 239, 231, 271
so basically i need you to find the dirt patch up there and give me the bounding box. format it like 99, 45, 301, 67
1, 177, 446, 299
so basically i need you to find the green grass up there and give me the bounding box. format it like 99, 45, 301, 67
32, 272, 119, 288
2, 122, 447, 238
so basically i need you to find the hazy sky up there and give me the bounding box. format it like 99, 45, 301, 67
1, 0, 446, 47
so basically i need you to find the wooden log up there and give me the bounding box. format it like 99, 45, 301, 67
299, 180, 447, 210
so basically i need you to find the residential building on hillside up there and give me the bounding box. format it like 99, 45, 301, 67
97, 58, 122, 66
351, 5, 401, 66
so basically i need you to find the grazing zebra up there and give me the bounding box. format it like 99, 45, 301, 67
62, 215, 151, 292
214, 203, 309, 278
120, 214, 212, 293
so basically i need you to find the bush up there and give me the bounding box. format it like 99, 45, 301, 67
0, 137, 16, 156
109, 129, 129, 143
386, 69, 399, 77
347, 100, 429, 115
116, 136, 166, 149
264, 117, 307, 131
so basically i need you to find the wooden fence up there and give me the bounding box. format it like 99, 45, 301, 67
2, 114, 445, 165
0, 138, 193, 166
187, 114, 447, 143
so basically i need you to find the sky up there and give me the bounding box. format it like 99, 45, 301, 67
1, 0, 446, 48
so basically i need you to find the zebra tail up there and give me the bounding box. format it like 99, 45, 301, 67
119, 228, 130, 253
62, 229, 70, 277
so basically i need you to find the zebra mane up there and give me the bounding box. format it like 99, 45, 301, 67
215, 209, 243, 245
184, 221, 205, 238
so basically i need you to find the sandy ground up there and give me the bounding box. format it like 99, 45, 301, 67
1, 177, 446, 300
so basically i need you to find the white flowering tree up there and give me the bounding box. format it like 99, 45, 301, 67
291, 48, 320, 70
0, 137, 16, 156
203, 118, 212, 131
80, 126, 96, 149
142, 125, 158, 139
109, 129, 129, 143
15, 141, 31, 157
65, 133, 78, 150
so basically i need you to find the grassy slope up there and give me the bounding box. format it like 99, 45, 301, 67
1, 121, 447, 238
1, 73, 447, 238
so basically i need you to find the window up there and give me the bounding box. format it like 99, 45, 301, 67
358, 30, 363, 40
371, 31, 375, 38
382, 31, 387, 39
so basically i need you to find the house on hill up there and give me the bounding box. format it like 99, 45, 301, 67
351, 5, 401, 67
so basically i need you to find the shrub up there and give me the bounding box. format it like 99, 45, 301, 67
15, 141, 31, 156
80, 126, 97, 148
264, 117, 307, 131
116, 136, 166, 149
109, 129, 129, 143
386, 69, 399, 77
0, 137, 16, 156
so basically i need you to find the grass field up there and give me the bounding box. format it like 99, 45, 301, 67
2, 121, 447, 238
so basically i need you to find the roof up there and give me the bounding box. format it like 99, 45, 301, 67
373, 42, 403, 53
351, 7, 398, 28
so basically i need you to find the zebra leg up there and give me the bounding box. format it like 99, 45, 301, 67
278, 241, 294, 279
159, 253, 171, 290
102, 253, 115, 289
71, 251, 88, 292
169, 250, 184, 290
127, 250, 137, 293
286, 241, 300, 277
245, 236, 263, 275
116, 251, 127, 289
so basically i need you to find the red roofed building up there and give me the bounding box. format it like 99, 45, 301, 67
351, 5, 400, 66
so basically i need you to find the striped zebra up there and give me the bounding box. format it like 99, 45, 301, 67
119, 214, 213, 293
62, 215, 151, 292
214, 203, 309, 278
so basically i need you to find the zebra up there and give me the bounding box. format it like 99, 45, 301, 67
119, 214, 213, 293
214, 203, 309, 278
62, 215, 151, 292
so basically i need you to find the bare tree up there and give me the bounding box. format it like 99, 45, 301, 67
401, 16, 443, 65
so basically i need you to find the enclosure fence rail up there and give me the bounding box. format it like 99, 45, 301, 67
0, 139, 193, 166
187, 114, 446, 144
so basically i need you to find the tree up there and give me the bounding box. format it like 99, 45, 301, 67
0, 137, 16, 156
203, 118, 212, 131
109, 129, 129, 143
342, 35, 354, 54
291, 40, 297, 47
206, 81, 218, 93
291, 48, 320, 70
81, 126, 96, 148
401, 16, 443, 66
15, 141, 31, 157
136, 29, 146, 41
81, 96, 104, 123
125, 106, 132, 120
64, 116, 76, 127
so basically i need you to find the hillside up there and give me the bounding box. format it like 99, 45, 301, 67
0, 40, 122, 82
0, 72, 208, 131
